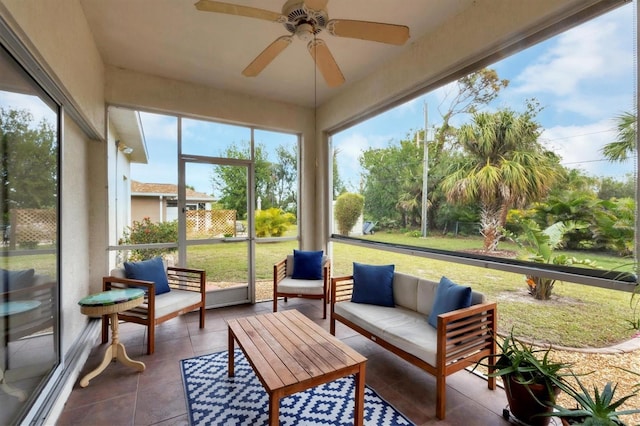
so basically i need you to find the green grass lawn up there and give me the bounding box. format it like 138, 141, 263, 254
186, 231, 636, 349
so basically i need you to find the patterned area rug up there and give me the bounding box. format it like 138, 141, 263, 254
180, 350, 414, 426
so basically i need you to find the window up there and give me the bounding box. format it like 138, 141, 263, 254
331, 2, 636, 290
0, 44, 59, 424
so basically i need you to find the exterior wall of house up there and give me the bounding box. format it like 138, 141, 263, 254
0, 0, 106, 137
131, 196, 162, 224
0, 0, 108, 421
108, 121, 133, 254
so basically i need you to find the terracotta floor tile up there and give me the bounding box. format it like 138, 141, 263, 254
58, 299, 508, 425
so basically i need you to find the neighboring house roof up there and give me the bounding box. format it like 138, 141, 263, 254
131, 181, 215, 202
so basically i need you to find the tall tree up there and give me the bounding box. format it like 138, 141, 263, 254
272, 145, 297, 213
360, 139, 423, 227
601, 111, 636, 162
0, 107, 57, 223
427, 68, 509, 232
433, 68, 510, 155
441, 106, 560, 251
211, 142, 298, 218
332, 147, 347, 199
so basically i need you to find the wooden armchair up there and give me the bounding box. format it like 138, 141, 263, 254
102, 266, 206, 354
273, 254, 331, 318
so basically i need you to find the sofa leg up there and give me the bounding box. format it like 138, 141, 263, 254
273, 297, 278, 313
147, 325, 155, 355
330, 318, 335, 335
322, 297, 327, 319
488, 374, 496, 390
199, 306, 205, 329
436, 375, 446, 420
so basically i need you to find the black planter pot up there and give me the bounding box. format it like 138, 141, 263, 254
505, 375, 560, 426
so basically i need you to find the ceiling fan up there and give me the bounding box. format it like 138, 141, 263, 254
194, 0, 410, 88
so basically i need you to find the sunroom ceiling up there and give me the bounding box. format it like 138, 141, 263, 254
79, 0, 472, 108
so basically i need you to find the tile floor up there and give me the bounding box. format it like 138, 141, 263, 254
56, 298, 512, 425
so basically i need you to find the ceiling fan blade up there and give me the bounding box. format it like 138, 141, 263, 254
194, 0, 283, 22
242, 36, 293, 77
304, 0, 328, 11
307, 39, 345, 88
326, 19, 410, 45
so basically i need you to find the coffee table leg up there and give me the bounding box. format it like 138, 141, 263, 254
268, 393, 279, 426
354, 364, 366, 426
228, 325, 235, 378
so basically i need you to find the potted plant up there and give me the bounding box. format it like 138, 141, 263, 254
476, 329, 571, 426
541, 370, 640, 425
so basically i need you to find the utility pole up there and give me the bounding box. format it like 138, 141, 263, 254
421, 101, 429, 238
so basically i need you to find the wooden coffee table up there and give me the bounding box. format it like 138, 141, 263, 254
227, 309, 367, 426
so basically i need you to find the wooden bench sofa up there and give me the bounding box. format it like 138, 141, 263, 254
330, 271, 497, 420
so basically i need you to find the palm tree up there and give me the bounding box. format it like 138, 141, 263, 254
601, 111, 636, 162
441, 108, 560, 251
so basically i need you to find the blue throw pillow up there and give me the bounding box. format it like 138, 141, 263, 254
427, 276, 472, 328
291, 250, 324, 280
0, 268, 35, 292
351, 262, 395, 307
124, 257, 171, 295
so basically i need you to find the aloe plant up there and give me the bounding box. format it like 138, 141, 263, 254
543, 371, 640, 425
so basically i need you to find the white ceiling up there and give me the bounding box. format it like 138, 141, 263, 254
79, 0, 472, 108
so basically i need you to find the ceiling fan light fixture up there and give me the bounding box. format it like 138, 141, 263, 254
295, 23, 315, 42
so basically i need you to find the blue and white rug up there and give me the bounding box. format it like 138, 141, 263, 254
180, 350, 414, 426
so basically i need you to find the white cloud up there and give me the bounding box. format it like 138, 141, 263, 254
139, 111, 178, 142
541, 119, 632, 178
333, 131, 399, 188
513, 14, 629, 96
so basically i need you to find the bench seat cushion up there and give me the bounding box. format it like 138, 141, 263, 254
122, 289, 202, 320
334, 302, 438, 366
277, 276, 324, 295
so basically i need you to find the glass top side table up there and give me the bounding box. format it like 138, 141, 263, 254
1, 300, 42, 401
78, 288, 146, 387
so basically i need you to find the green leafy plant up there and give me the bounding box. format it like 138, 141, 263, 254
120, 217, 178, 261
254, 208, 294, 237
476, 329, 571, 425
482, 329, 569, 387
334, 192, 364, 236
542, 370, 640, 425
504, 220, 598, 300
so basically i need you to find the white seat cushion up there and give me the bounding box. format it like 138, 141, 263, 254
277, 277, 324, 295
124, 289, 201, 320
335, 302, 438, 366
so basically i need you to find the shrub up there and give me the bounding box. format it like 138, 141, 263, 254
335, 193, 364, 236
120, 217, 178, 261
255, 208, 294, 237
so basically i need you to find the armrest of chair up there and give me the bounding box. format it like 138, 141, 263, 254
330, 275, 354, 305
167, 266, 206, 296
273, 258, 287, 285
102, 276, 156, 314
436, 301, 497, 372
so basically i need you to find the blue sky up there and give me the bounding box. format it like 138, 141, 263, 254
333, 2, 635, 190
